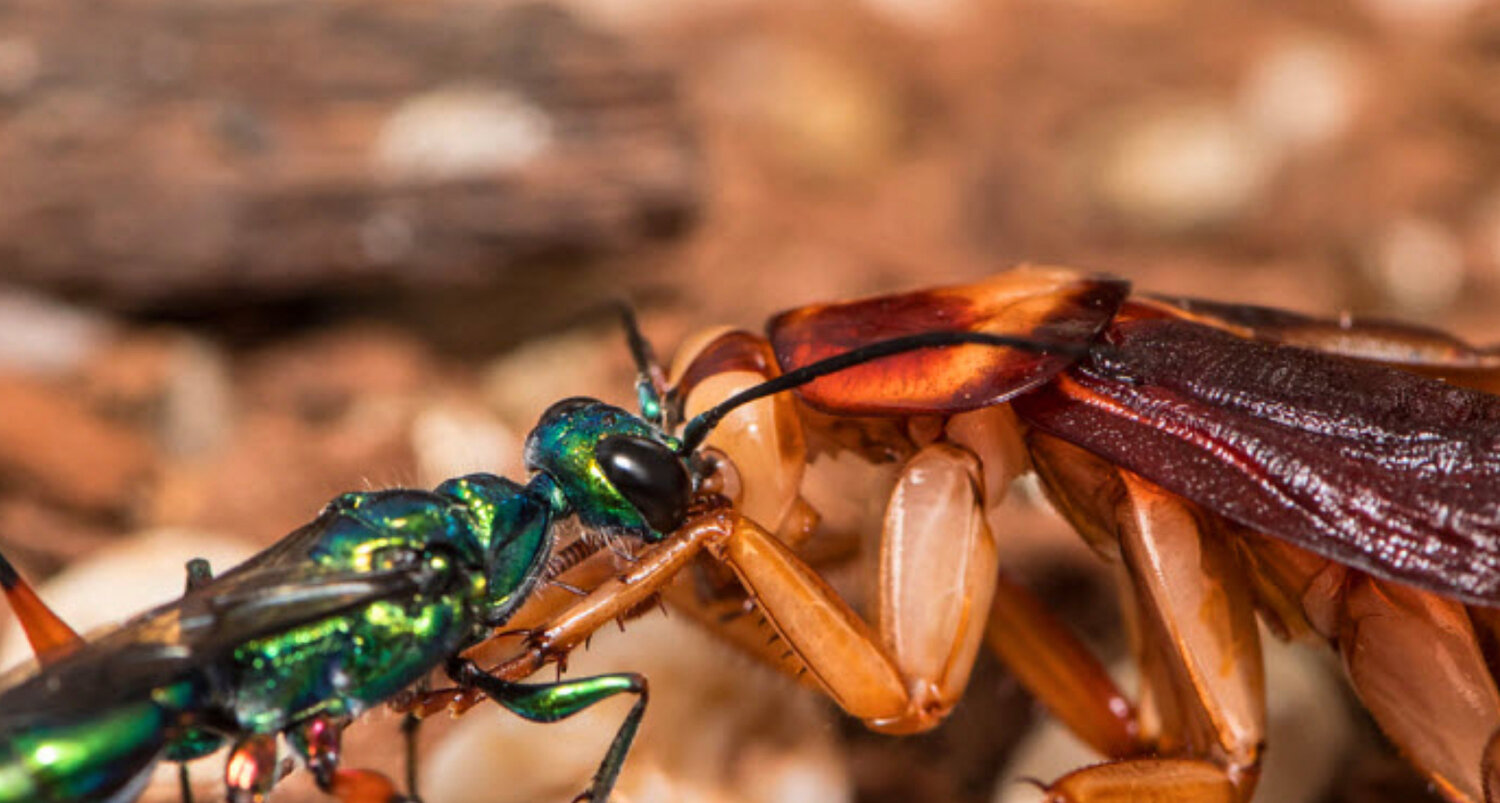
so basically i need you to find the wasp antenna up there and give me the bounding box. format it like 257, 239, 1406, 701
678, 330, 1098, 455
604, 300, 669, 426
0, 548, 83, 662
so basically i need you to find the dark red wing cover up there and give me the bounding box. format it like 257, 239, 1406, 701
1143, 294, 1500, 370
1014, 318, 1500, 606
769, 267, 1129, 414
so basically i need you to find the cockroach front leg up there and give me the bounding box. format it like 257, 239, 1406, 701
653, 402, 1023, 733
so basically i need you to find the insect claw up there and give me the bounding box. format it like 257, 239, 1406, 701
607, 540, 640, 565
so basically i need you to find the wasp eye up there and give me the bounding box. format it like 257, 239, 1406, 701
597, 435, 691, 535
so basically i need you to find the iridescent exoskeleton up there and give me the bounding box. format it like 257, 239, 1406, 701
0, 389, 698, 803
0, 306, 1047, 803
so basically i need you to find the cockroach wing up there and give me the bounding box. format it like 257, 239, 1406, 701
1138, 294, 1500, 388
768, 267, 1128, 414
1013, 318, 1500, 606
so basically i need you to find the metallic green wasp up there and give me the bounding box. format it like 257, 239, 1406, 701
0, 311, 1070, 803
0, 399, 677, 803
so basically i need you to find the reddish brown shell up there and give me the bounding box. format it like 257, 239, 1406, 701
767, 266, 1129, 415
1134, 295, 1500, 392
1014, 317, 1500, 607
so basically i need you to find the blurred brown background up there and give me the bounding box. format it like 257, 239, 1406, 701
0, 0, 1496, 801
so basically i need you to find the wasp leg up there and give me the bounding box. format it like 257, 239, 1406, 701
184, 557, 213, 591
485, 511, 728, 685
179, 762, 194, 803
224, 734, 279, 803
0, 549, 81, 662
449, 658, 647, 803
400, 713, 420, 799
287, 717, 409, 803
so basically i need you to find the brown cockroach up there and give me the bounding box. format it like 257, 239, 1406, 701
410, 266, 1500, 803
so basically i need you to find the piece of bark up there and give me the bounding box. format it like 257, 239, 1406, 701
0, 496, 123, 575
0, 0, 699, 308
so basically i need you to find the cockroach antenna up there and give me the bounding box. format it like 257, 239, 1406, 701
676, 330, 1099, 456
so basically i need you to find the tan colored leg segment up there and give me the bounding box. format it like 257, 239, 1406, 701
873, 442, 1001, 731
1025, 434, 1264, 792
983, 569, 1140, 759
1042, 758, 1237, 803
1115, 472, 1264, 792
511, 435, 1015, 734
1340, 576, 1500, 803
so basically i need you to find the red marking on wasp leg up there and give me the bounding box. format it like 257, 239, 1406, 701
225, 734, 279, 803
0, 551, 81, 663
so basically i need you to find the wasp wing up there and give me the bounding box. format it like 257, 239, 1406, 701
0, 511, 430, 727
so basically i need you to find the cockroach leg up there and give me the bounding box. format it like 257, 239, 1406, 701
983, 569, 1140, 759
486, 509, 731, 684
673, 333, 809, 541
1114, 472, 1264, 796
1339, 576, 1500, 803
1483, 730, 1500, 802
1025, 435, 1264, 798
1042, 758, 1237, 803
669, 438, 1021, 734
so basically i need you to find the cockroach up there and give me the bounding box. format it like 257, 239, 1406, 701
0, 298, 1081, 803
458, 266, 1500, 803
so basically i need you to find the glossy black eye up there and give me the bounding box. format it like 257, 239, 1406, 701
597, 435, 691, 534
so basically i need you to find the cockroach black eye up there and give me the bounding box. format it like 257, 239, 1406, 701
597, 435, 691, 534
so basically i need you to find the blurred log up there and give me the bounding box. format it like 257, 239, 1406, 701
0, 376, 154, 514
0, 0, 699, 308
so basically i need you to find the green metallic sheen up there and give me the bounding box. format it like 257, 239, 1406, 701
0, 396, 680, 803
0, 700, 167, 803
433, 474, 554, 623
524, 399, 679, 540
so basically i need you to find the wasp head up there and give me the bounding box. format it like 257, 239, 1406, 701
525, 398, 692, 541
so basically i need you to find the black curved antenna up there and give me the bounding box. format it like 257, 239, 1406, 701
677, 330, 1098, 455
